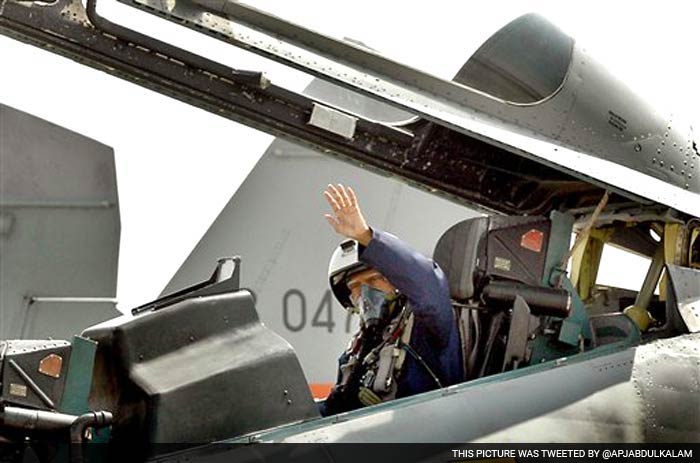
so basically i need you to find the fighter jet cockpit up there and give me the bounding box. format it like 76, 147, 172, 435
1, 0, 699, 456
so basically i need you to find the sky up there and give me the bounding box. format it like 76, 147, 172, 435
0, 1, 698, 311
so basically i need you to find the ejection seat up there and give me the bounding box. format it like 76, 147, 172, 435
433, 216, 574, 381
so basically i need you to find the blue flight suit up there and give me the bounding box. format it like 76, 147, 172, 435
321, 229, 462, 415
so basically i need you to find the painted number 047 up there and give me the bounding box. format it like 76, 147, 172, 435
282, 289, 353, 333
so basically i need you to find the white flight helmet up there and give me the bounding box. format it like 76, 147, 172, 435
328, 239, 369, 311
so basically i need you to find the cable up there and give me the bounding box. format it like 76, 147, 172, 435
399, 343, 444, 389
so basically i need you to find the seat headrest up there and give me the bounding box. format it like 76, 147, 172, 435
434, 215, 552, 301
433, 217, 489, 300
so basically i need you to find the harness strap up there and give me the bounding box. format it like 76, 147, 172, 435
394, 313, 414, 371
369, 309, 413, 396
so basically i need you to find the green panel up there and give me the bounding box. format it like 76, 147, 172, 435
541, 211, 592, 346
529, 330, 580, 364
59, 335, 97, 415
544, 211, 574, 286
559, 276, 593, 344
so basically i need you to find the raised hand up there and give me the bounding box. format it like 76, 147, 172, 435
323, 184, 372, 246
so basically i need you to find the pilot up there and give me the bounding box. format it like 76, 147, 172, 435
320, 184, 462, 416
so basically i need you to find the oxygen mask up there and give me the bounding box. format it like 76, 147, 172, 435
352, 284, 397, 326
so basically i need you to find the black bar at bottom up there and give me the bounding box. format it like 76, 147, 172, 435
0, 443, 696, 463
